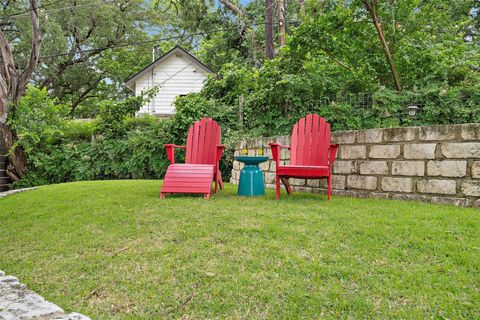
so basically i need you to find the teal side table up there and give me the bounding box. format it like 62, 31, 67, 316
235, 156, 269, 196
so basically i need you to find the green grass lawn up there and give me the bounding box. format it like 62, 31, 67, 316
0, 181, 479, 319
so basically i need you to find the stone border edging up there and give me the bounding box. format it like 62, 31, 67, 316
0, 270, 91, 320
0, 187, 38, 199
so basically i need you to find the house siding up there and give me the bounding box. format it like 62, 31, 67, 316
134, 54, 209, 116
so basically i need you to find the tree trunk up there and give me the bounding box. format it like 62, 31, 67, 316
0, 0, 41, 179
278, 0, 286, 47
265, 0, 274, 59
0, 124, 26, 181
299, 0, 305, 16
362, 0, 401, 91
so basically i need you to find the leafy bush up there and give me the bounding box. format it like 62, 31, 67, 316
13, 93, 170, 188
93, 96, 146, 137
10, 86, 69, 153
63, 120, 96, 141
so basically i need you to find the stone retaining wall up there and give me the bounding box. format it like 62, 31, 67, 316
231, 123, 480, 207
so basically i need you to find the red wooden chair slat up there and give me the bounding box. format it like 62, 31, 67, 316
318, 118, 328, 166
269, 114, 339, 200
206, 122, 214, 164
192, 122, 200, 163
161, 117, 225, 199
202, 118, 212, 164
304, 114, 313, 165
290, 122, 298, 164
203, 118, 211, 163
310, 114, 320, 166
185, 126, 193, 163
207, 118, 217, 164
296, 117, 306, 164
323, 123, 331, 165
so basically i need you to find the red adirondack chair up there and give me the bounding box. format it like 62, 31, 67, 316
160, 117, 225, 199
269, 114, 339, 200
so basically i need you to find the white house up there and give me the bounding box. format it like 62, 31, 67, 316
125, 45, 213, 117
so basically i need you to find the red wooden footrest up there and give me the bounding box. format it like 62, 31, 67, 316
160, 164, 215, 199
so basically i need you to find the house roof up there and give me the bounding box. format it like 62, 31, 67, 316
124, 45, 214, 90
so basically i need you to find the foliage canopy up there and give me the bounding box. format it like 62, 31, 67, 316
3, 0, 479, 186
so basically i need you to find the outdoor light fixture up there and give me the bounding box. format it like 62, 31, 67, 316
407, 105, 419, 116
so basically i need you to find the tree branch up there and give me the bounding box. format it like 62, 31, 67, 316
0, 28, 16, 82
219, 0, 244, 16
0, 72, 9, 122
70, 77, 102, 114
219, 0, 250, 38
0, 25, 16, 123
18, 0, 42, 91
362, 0, 401, 91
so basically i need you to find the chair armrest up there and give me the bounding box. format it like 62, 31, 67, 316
329, 144, 339, 166
268, 143, 290, 167
164, 144, 186, 149
216, 145, 226, 163
268, 143, 291, 150
164, 144, 186, 164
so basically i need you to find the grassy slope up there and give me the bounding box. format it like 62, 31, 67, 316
0, 180, 478, 319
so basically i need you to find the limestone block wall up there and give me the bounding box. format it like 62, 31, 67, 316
231, 123, 480, 207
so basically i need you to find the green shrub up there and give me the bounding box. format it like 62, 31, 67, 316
12, 92, 170, 188
10, 85, 69, 153
14, 122, 172, 188
94, 96, 145, 137
63, 120, 96, 141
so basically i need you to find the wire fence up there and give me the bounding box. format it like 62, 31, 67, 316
314, 92, 427, 110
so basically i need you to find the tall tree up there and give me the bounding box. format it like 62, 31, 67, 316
265, 0, 274, 58
0, 0, 41, 180
36, 0, 156, 115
